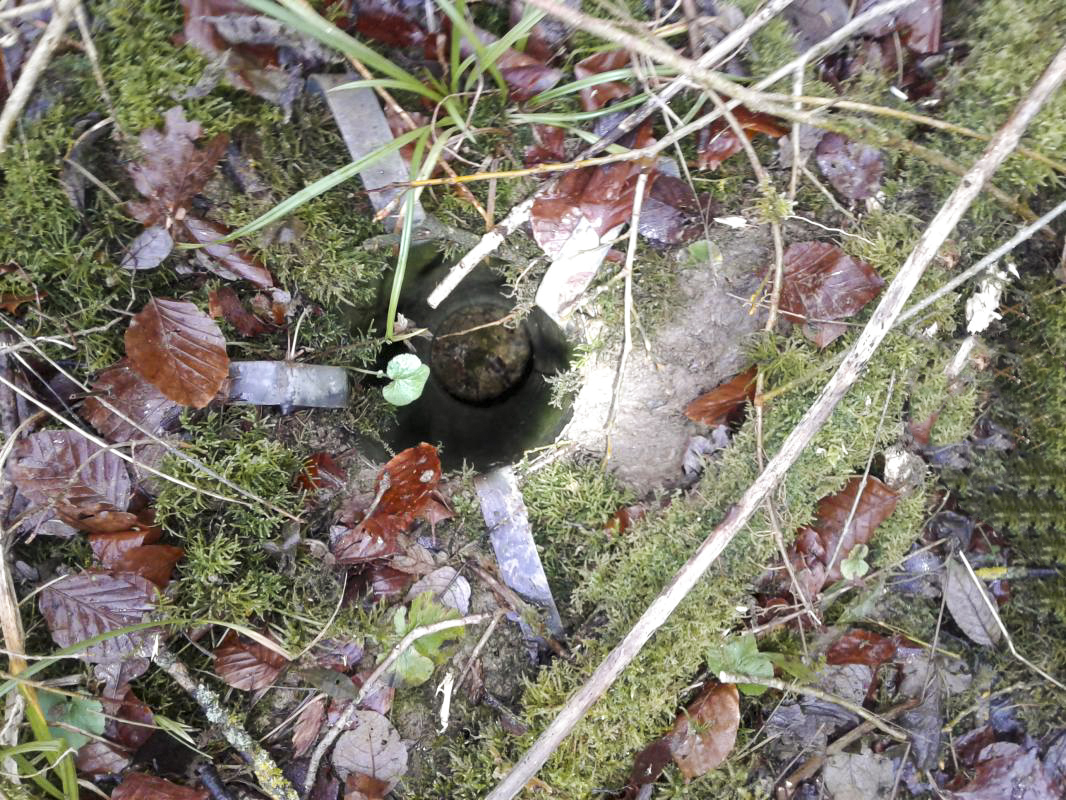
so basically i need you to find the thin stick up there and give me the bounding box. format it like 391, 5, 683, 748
0, 0, 53, 20
302, 613, 491, 796
485, 42, 1066, 800
0, 0, 79, 154
152, 646, 299, 800
72, 2, 116, 123
604, 170, 650, 457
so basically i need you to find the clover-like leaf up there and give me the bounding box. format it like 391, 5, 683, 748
840, 543, 871, 580
37, 692, 105, 750
706, 634, 774, 697
382, 353, 430, 406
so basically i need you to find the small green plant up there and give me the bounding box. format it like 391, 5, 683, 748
840, 542, 871, 580
387, 593, 463, 688
352, 353, 431, 406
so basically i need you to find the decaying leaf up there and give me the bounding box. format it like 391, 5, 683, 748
108, 544, 185, 588
214, 630, 290, 690
180, 215, 274, 287
297, 451, 347, 493
331, 710, 408, 787
815, 133, 885, 201
111, 773, 209, 800
574, 49, 632, 111
125, 298, 230, 408
121, 226, 174, 270
406, 566, 471, 615
525, 124, 567, 166
823, 747, 897, 799
89, 526, 163, 565
787, 476, 899, 597
209, 286, 273, 337
684, 367, 757, 427
292, 695, 326, 758
697, 107, 786, 170
376, 442, 442, 521
103, 686, 156, 750
826, 628, 904, 670
668, 682, 741, 779
951, 742, 1059, 800
77, 740, 132, 776
944, 555, 1002, 647
777, 241, 885, 348
345, 773, 389, 800
331, 525, 403, 565
81, 360, 182, 444
39, 571, 159, 663
10, 430, 135, 533
622, 737, 673, 798
0, 292, 38, 315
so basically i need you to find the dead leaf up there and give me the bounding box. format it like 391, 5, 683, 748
777, 241, 885, 348
297, 451, 347, 492
0, 292, 39, 314
944, 555, 1001, 647
622, 737, 673, 798
367, 563, 415, 600
826, 629, 903, 669
823, 747, 897, 799
952, 743, 1059, 800
292, 695, 326, 758
574, 49, 632, 111
787, 476, 899, 597
815, 133, 885, 201
180, 215, 274, 287
406, 566, 471, 614
332, 525, 403, 565
684, 367, 757, 427
525, 124, 567, 166
857, 0, 942, 54
103, 686, 156, 750
76, 740, 131, 775
345, 773, 389, 800
109, 544, 185, 588
125, 107, 229, 228
697, 107, 786, 170
668, 682, 740, 779
10, 430, 135, 534
121, 226, 174, 270
637, 174, 713, 247
38, 571, 159, 663
375, 443, 442, 520
80, 359, 182, 444
125, 298, 230, 408
331, 710, 408, 787
783, 0, 850, 50
468, 26, 562, 102
111, 773, 208, 800
89, 527, 164, 566
214, 630, 289, 690
209, 286, 273, 337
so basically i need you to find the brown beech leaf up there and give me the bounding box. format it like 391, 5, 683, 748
125, 107, 229, 227
76, 740, 131, 775
622, 737, 674, 798
524, 124, 567, 166
668, 682, 740, 779
637, 174, 713, 247
0, 292, 40, 314
345, 773, 389, 800
104, 686, 156, 750
331, 710, 408, 787
209, 286, 273, 337
121, 225, 174, 270
468, 26, 562, 102
89, 527, 164, 566
214, 631, 289, 691
684, 367, 757, 427
367, 564, 415, 600
125, 298, 229, 408
112, 773, 209, 800
332, 525, 403, 565
292, 695, 326, 758
857, 0, 942, 55
180, 216, 274, 288
297, 451, 347, 492
574, 49, 632, 111
376, 443, 442, 519
788, 476, 899, 597
39, 571, 159, 663
109, 544, 185, 588
10, 430, 134, 534
697, 107, 786, 170
815, 133, 885, 201
80, 359, 182, 444
777, 242, 885, 348
354, 1, 430, 51
952, 743, 1059, 800
826, 629, 904, 669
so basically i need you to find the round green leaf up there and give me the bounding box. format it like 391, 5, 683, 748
383, 354, 430, 406
37, 692, 105, 749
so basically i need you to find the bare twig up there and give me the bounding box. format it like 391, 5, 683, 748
152, 646, 299, 800
0, 0, 79, 154
302, 613, 492, 796
485, 42, 1066, 800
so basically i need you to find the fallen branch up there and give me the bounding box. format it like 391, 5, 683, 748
485, 42, 1066, 800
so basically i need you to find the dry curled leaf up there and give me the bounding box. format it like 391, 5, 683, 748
331, 710, 408, 787
944, 555, 1002, 647
80, 359, 182, 444
39, 571, 159, 663
697, 107, 786, 170
574, 49, 632, 111
209, 286, 273, 337
125, 298, 229, 408
826, 628, 905, 669
815, 133, 885, 201
180, 215, 274, 287
121, 226, 174, 270
684, 367, 758, 427
112, 773, 209, 800
10, 430, 135, 534
668, 682, 741, 779
777, 241, 885, 348
214, 630, 290, 690
292, 695, 326, 758
345, 773, 389, 800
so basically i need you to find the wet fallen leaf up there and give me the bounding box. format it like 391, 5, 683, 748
121, 226, 174, 270
826, 628, 903, 669
857, 0, 942, 54
944, 555, 1002, 647
88, 526, 163, 565
367, 563, 415, 600
468, 26, 563, 102
180, 215, 274, 287
574, 49, 632, 111
684, 367, 758, 427
109, 544, 185, 588
112, 773, 209, 800
354, 0, 431, 51
0, 292, 39, 314
331, 710, 408, 787
214, 630, 290, 690
376, 443, 442, 520
39, 571, 159, 663
80, 359, 182, 444
638, 175, 713, 247
697, 107, 786, 170
104, 686, 156, 751
815, 133, 885, 201
787, 476, 899, 597
345, 773, 389, 800
332, 525, 403, 565
525, 124, 567, 166
777, 241, 885, 348
668, 682, 741, 779
297, 451, 347, 492
292, 695, 326, 758
76, 740, 131, 775
125, 107, 228, 228
209, 286, 273, 337
125, 298, 230, 408
10, 430, 135, 534
622, 737, 673, 798
784, 0, 850, 51
952, 743, 1059, 800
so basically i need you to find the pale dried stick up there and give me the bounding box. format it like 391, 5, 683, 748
485, 42, 1066, 800
302, 613, 491, 796
0, 0, 79, 153
72, 2, 115, 123
0, 0, 53, 20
